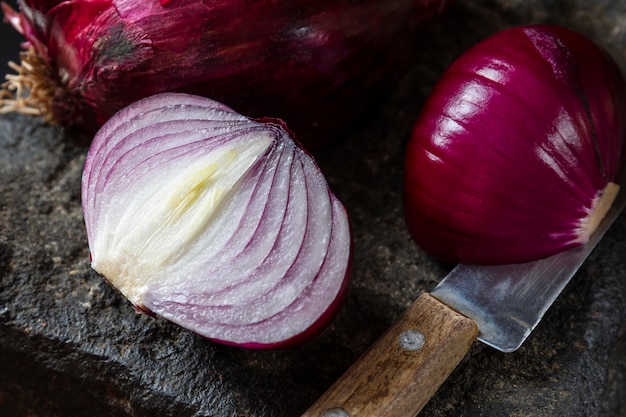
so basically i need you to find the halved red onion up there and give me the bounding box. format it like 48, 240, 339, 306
81, 92, 352, 348
404, 25, 626, 265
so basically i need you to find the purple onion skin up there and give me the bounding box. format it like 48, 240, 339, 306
3, 0, 446, 149
404, 25, 626, 265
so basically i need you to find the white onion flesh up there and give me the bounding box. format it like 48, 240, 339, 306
81, 93, 352, 348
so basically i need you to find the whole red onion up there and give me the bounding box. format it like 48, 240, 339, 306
1, 0, 446, 148
404, 25, 626, 265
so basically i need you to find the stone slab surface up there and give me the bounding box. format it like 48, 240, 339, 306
1, 1, 626, 416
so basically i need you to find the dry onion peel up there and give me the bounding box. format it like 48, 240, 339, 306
82, 92, 352, 348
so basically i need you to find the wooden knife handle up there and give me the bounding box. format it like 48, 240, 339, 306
301, 293, 478, 417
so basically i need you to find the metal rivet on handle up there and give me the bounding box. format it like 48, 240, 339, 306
398, 329, 426, 351
320, 407, 350, 417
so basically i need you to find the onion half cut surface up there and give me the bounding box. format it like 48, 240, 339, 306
81, 92, 352, 348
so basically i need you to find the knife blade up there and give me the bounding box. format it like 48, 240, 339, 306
302, 187, 625, 417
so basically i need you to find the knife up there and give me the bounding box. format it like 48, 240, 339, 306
302, 186, 625, 417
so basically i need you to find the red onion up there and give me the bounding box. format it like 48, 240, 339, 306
81, 92, 352, 348
1, 0, 446, 148
404, 25, 626, 265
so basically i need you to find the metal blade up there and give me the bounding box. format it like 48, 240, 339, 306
431, 189, 626, 353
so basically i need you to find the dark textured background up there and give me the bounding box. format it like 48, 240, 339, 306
0, 0, 21, 64
1, 1, 626, 416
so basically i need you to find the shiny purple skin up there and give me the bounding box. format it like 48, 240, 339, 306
3, 0, 446, 149
404, 25, 626, 264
